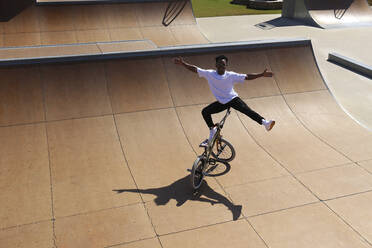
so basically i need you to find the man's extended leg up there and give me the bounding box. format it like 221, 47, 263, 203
229, 97, 275, 131
202, 101, 228, 128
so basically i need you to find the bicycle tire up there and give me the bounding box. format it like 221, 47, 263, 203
191, 156, 206, 189
211, 138, 235, 163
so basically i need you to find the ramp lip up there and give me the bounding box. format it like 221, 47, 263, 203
328, 52, 372, 79
326, 52, 372, 132
0, 38, 311, 66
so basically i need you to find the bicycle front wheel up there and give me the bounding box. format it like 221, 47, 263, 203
211, 138, 235, 163
191, 156, 206, 189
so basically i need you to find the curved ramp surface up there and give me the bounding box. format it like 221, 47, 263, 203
0, 0, 207, 48
283, 0, 372, 28
0, 43, 372, 247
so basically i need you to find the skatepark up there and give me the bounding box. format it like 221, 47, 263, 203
0, 0, 371, 247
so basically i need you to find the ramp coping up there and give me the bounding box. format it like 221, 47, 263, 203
328, 52, 372, 79
0, 38, 310, 66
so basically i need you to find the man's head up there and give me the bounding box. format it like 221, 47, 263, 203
215, 55, 228, 75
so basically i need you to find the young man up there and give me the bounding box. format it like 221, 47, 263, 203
174, 55, 275, 146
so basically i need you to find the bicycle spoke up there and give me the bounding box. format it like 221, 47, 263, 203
211, 138, 235, 162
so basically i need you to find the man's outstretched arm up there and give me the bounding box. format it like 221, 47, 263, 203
245, 69, 273, 80
174, 57, 197, 73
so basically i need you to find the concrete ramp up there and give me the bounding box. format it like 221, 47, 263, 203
1, 41, 372, 247
282, 0, 372, 28
0, 1, 206, 49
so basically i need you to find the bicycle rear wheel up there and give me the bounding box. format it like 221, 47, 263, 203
191, 156, 206, 189
211, 138, 235, 163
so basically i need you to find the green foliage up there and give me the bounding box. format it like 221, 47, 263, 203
191, 0, 281, 18
190, 0, 371, 18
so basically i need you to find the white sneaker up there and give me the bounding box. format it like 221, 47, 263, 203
200, 127, 217, 147
263, 120, 275, 131
200, 139, 208, 147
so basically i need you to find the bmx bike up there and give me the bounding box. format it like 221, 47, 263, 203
190, 107, 236, 190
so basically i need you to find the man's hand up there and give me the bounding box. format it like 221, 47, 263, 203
174, 57, 184, 65
262, 69, 273, 77
174, 57, 197, 73
246, 69, 274, 80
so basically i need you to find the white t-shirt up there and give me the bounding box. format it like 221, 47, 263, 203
197, 68, 246, 104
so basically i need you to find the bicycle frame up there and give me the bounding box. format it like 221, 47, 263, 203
201, 107, 231, 169
208, 107, 231, 148
190, 107, 235, 189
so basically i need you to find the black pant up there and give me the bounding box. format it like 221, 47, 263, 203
202, 97, 264, 128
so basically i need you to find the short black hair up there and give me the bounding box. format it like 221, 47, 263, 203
215, 55, 228, 63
